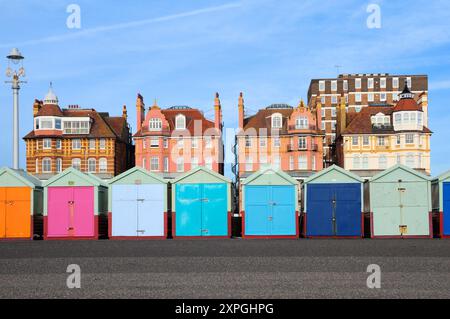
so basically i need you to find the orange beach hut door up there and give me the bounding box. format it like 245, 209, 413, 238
0, 187, 31, 239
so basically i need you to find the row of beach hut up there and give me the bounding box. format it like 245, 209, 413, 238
0, 164, 449, 240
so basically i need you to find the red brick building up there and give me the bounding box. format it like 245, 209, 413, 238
23, 85, 134, 180
133, 93, 224, 179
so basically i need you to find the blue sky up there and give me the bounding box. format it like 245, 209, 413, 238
0, 0, 449, 177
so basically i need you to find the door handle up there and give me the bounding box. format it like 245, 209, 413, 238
137, 230, 145, 233
202, 229, 209, 233
268, 216, 273, 221
137, 199, 145, 202
68, 227, 74, 231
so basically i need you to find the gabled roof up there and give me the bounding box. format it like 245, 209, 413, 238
108, 167, 167, 185
0, 167, 42, 188
134, 107, 216, 137
304, 165, 364, 184
370, 164, 431, 182
242, 168, 298, 185
432, 169, 450, 182
243, 108, 293, 134
44, 167, 107, 187
172, 166, 231, 184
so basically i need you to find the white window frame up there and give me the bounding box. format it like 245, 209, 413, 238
88, 158, 96, 173
72, 158, 81, 170
149, 118, 162, 131
56, 139, 62, 150
298, 155, 307, 170
43, 138, 52, 150
175, 114, 186, 130
380, 78, 387, 89
89, 139, 96, 150
177, 158, 184, 172
56, 158, 63, 173
42, 158, 52, 173
150, 157, 159, 172
319, 81, 325, 91
150, 138, 159, 148
355, 78, 362, 89
99, 139, 106, 150
164, 157, 169, 172
405, 134, 414, 144
271, 113, 282, 129
99, 158, 107, 172
273, 137, 281, 148
298, 137, 307, 150
72, 139, 81, 150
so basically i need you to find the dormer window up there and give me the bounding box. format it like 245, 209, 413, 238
371, 113, 390, 127
35, 117, 62, 130
295, 117, 308, 129
175, 114, 186, 130
272, 113, 282, 129
149, 118, 162, 131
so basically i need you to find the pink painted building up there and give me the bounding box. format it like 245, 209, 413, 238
235, 93, 325, 182
133, 93, 224, 179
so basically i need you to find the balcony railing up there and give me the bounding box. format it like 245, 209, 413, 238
372, 124, 393, 131
287, 144, 318, 152
288, 125, 317, 131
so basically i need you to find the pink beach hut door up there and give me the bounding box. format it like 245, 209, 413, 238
47, 187, 72, 237
72, 187, 95, 237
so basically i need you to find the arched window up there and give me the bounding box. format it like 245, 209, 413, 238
149, 118, 162, 131
175, 114, 186, 130
271, 113, 282, 129
56, 158, 63, 173
99, 158, 107, 172
88, 158, 96, 173
42, 158, 52, 173
72, 158, 81, 171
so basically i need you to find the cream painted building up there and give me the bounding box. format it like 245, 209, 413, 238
336, 82, 431, 177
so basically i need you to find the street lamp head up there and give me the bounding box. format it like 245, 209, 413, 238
7, 48, 24, 65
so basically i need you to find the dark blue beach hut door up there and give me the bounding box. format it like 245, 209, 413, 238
307, 183, 361, 237
444, 182, 450, 235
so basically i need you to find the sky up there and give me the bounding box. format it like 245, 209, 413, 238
0, 0, 449, 178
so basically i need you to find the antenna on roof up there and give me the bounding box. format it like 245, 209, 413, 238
334, 65, 343, 76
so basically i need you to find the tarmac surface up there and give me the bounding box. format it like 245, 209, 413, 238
0, 239, 449, 299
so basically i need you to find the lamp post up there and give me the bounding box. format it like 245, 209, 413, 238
5, 48, 26, 170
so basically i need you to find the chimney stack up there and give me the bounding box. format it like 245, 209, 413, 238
214, 92, 222, 131
122, 105, 128, 120
33, 99, 42, 117
238, 92, 245, 130
136, 94, 145, 131
337, 94, 347, 137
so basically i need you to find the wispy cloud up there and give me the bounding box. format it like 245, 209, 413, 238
0, 2, 243, 49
